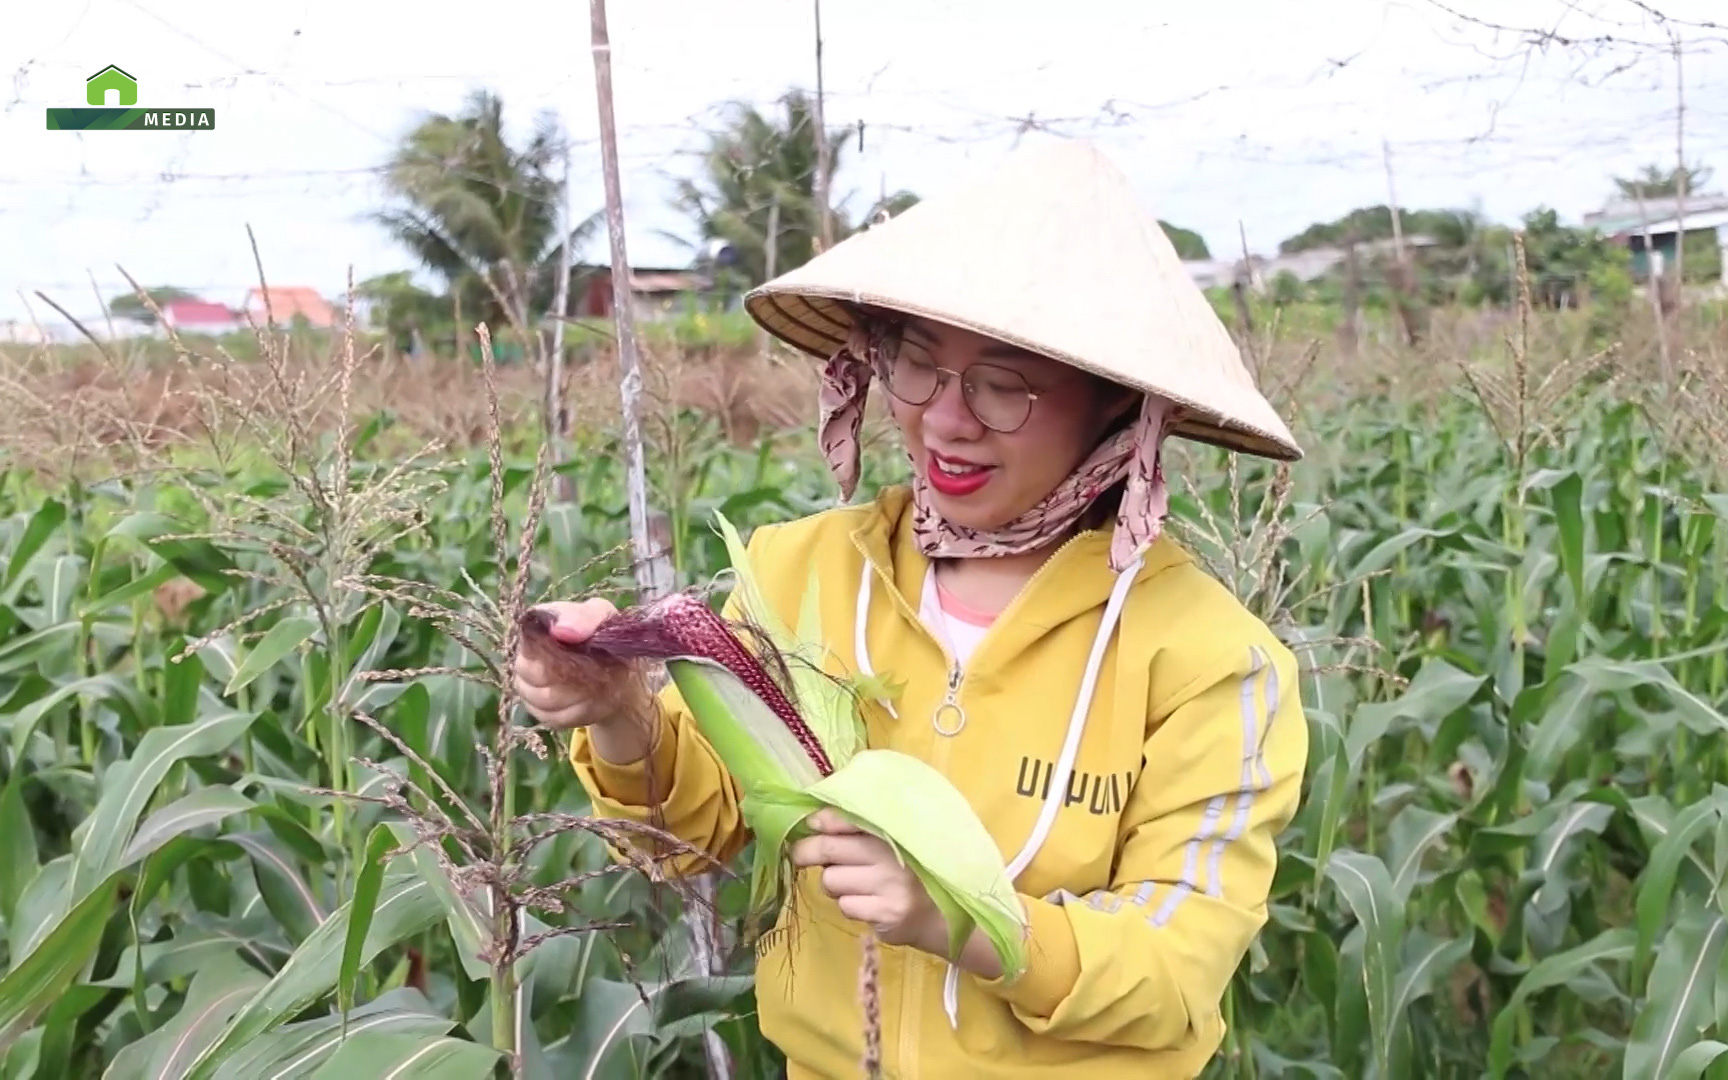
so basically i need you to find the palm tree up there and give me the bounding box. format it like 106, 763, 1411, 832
1613, 162, 1714, 201
376, 89, 603, 335
671, 90, 860, 288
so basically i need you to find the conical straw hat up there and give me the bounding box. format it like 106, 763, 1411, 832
744, 136, 1301, 462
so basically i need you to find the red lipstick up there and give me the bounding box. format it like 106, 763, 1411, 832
925, 451, 995, 497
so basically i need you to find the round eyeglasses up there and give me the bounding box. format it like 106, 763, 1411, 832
875, 341, 1042, 434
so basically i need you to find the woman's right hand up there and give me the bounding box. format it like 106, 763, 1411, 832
513, 598, 651, 731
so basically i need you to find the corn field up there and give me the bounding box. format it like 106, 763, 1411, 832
0, 294, 1725, 1079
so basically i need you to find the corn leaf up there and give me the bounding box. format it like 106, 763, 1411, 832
681, 511, 1030, 977
712, 514, 786, 644
754, 750, 1029, 978
711, 513, 866, 765
666, 659, 824, 792
672, 664, 1029, 977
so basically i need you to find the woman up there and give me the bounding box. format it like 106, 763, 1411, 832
515, 138, 1309, 1078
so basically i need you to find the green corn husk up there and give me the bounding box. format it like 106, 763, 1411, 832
664, 513, 1029, 978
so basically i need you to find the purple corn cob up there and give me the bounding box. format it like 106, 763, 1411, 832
529, 593, 835, 777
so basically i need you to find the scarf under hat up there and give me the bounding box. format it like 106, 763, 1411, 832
816, 311, 1181, 574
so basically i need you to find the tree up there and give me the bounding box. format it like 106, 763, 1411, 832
1279, 205, 1474, 255
672, 89, 898, 288
375, 89, 603, 335
1159, 221, 1210, 261
1613, 162, 1714, 200
106, 286, 198, 325
354, 272, 448, 355
1510, 207, 1632, 309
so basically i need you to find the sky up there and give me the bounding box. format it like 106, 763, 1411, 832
2, 0, 1725, 327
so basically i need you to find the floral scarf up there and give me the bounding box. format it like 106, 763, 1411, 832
816, 311, 1181, 574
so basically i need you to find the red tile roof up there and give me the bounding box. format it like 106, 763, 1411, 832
246, 286, 336, 328
161, 299, 237, 326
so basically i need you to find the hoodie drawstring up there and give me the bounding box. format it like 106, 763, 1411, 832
851, 554, 1145, 1029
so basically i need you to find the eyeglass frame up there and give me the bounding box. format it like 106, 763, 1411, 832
869, 338, 1046, 435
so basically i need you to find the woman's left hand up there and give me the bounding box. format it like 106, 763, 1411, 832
790, 809, 947, 952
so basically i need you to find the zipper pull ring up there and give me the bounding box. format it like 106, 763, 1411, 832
933, 663, 966, 737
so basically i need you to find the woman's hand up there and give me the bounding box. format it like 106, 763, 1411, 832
514, 598, 637, 729
790, 809, 948, 953
513, 599, 659, 768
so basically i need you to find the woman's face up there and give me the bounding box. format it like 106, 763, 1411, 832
881, 316, 1138, 531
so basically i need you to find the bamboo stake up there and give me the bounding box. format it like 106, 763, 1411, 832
588, 6, 727, 1080
547, 145, 576, 504
812, 0, 833, 253
1672, 33, 1688, 318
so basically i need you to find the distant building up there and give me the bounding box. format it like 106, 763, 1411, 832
573, 266, 713, 322
244, 286, 337, 329
1184, 234, 1437, 294
160, 298, 243, 336
1183, 259, 1236, 290
1584, 193, 1728, 283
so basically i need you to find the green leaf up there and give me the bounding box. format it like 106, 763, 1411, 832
119, 787, 257, 868
0, 874, 120, 1054
7, 672, 144, 762
105, 513, 238, 595
338, 825, 397, 1019
1662, 1040, 1728, 1080
209, 990, 453, 1080
1637, 797, 1721, 975
1347, 660, 1485, 775
2, 499, 66, 591
1624, 907, 1728, 1080
103, 952, 268, 1080
226, 618, 320, 697
230, 832, 325, 946
390, 823, 488, 984
1322, 850, 1403, 1076
75, 560, 178, 621
765, 748, 1030, 978
64, 709, 260, 908
306, 1033, 500, 1080
0, 769, 38, 929
0, 623, 78, 679
181, 871, 444, 1080
1487, 929, 1635, 1079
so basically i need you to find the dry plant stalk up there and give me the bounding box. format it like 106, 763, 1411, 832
1168, 447, 1399, 695
1452, 232, 1619, 478
334, 322, 726, 1075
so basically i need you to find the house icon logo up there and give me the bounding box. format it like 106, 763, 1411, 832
47, 65, 213, 131
86, 65, 137, 107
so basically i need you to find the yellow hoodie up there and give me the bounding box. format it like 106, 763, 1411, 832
569, 486, 1308, 1079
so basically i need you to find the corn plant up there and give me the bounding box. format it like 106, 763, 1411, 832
0, 260, 1724, 1078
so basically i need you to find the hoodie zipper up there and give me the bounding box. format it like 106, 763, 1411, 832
854, 528, 1101, 744
848, 526, 1124, 1076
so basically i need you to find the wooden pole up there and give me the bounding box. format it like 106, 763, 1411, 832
812, 0, 833, 253
758, 190, 781, 354
547, 146, 576, 504
589, 0, 672, 601
588, 7, 726, 1080
1672, 34, 1688, 316
1382, 139, 1406, 264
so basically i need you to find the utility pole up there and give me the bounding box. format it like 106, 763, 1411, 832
812, 0, 833, 253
